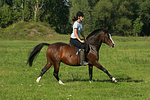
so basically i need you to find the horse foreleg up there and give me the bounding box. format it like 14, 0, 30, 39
53, 63, 65, 85
89, 64, 93, 83
94, 61, 117, 83
36, 63, 52, 83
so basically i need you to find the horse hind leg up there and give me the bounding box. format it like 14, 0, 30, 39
53, 62, 65, 85
36, 62, 52, 83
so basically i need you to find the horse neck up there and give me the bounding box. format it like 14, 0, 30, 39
87, 32, 103, 51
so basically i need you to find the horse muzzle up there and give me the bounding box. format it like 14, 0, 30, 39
110, 43, 115, 48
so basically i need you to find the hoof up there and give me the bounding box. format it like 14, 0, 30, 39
36, 76, 41, 83
112, 77, 117, 83
58, 80, 65, 85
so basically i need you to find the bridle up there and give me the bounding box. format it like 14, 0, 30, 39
103, 32, 111, 45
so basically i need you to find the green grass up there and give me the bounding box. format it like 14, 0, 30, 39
0, 36, 150, 100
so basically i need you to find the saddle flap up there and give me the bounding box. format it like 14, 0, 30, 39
69, 42, 90, 56
69, 43, 80, 55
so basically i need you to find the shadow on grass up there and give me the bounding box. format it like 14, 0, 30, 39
65, 79, 112, 83
117, 77, 143, 83
64, 76, 143, 83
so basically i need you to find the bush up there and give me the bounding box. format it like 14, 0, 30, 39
0, 5, 20, 28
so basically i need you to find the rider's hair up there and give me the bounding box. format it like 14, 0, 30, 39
72, 11, 84, 21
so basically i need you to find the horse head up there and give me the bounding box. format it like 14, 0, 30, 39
86, 28, 115, 48
102, 29, 115, 48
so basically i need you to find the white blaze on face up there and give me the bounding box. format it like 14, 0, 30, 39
109, 34, 115, 45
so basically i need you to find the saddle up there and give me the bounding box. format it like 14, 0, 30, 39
69, 40, 90, 56
69, 43, 81, 55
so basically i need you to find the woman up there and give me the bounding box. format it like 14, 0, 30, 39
70, 11, 88, 66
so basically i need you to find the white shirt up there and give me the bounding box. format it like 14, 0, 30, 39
70, 21, 83, 39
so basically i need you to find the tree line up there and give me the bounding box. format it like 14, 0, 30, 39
0, 0, 150, 36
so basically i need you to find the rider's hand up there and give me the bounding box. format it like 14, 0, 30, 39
80, 40, 85, 43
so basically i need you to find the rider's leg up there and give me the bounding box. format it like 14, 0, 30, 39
80, 49, 88, 66
70, 38, 88, 65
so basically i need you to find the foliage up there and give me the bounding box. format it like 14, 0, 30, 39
40, 0, 71, 34
0, 5, 17, 28
0, 0, 150, 36
92, 0, 113, 30
137, 0, 150, 36
28, 0, 45, 22
133, 17, 144, 36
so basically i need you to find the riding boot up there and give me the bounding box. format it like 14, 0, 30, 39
80, 49, 88, 66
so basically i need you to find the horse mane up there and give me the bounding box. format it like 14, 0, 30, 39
86, 29, 103, 39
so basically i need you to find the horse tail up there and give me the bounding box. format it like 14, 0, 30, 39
27, 43, 50, 67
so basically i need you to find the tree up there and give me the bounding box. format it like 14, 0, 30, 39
0, 0, 149, 36
0, 0, 5, 7
92, 0, 113, 30
54, 0, 70, 33
0, 5, 16, 28
137, 0, 150, 35
13, 0, 31, 22
42, 0, 70, 33
28, 0, 45, 22
5, 0, 13, 7
88, 0, 100, 9
111, 0, 134, 36
133, 16, 144, 36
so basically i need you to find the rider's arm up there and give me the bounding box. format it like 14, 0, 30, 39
74, 28, 85, 43
80, 31, 85, 40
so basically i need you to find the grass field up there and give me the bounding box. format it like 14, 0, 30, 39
0, 36, 150, 100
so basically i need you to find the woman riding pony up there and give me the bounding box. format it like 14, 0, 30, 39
70, 11, 88, 66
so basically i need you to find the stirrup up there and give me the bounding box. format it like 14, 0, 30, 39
80, 61, 88, 66
83, 61, 88, 65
